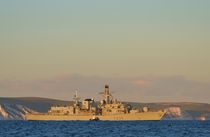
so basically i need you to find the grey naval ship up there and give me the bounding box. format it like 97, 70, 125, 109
26, 85, 166, 121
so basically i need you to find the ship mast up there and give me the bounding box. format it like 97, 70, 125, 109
103, 85, 113, 104
73, 90, 80, 106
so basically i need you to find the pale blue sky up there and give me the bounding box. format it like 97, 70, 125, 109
0, 0, 210, 102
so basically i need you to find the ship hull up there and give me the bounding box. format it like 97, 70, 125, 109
26, 111, 165, 121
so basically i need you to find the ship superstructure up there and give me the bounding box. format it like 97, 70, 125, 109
26, 85, 166, 121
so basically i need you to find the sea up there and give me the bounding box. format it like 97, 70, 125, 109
0, 121, 209, 137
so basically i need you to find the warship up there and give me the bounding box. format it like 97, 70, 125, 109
26, 85, 166, 121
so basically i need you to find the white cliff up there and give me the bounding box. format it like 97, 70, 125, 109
0, 104, 36, 120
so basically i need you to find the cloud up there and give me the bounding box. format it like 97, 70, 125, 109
0, 74, 210, 103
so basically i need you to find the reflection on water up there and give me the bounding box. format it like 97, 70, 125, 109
0, 121, 210, 137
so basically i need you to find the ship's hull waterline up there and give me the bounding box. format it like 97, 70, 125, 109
26, 111, 166, 121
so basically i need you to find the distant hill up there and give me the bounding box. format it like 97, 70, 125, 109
0, 97, 72, 112
126, 102, 210, 120
0, 97, 210, 120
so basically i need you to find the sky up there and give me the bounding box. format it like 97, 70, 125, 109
0, 0, 210, 103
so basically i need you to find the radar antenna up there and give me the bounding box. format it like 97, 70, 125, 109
100, 85, 113, 104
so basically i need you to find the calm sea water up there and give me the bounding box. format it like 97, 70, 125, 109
0, 121, 209, 137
